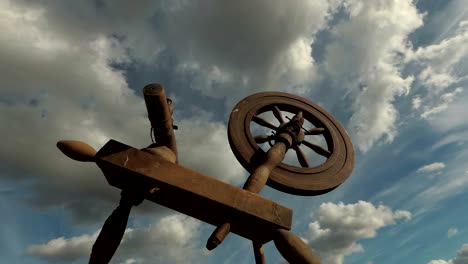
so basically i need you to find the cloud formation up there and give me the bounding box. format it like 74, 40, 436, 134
0, 0, 243, 223
408, 19, 468, 125
27, 214, 202, 263
448, 228, 459, 238
417, 162, 446, 173
321, 0, 423, 152
1, 1, 467, 263
304, 201, 411, 264
158, 0, 339, 106
27, 231, 99, 262
428, 244, 468, 264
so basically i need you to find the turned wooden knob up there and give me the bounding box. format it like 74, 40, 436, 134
57, 140, 96, 162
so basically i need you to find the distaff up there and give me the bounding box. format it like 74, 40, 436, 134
142, 83, 178, 161
57, 83, 179, 264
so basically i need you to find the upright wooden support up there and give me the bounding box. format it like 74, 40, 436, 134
253, 241, 266, 264
143, 84, 178, 160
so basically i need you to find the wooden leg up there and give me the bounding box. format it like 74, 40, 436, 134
253, 241, 266, 264
273, 229, 321, 264
89, 197, 132, 264
89, 190, 144, 264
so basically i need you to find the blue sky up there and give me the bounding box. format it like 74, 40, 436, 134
1, 0, 468, 263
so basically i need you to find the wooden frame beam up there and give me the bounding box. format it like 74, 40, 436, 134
95, 140, 292, 244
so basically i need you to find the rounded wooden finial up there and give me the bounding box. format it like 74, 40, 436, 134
143, 83, 164, 96
57, 140, 97, 162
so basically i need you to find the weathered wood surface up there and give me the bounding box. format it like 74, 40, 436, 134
143, 83, 178, 160
273, 229, 321, 264
57, 140, 96, 162
253, 241, 266, 264
95, 139, 292, 244
207, 133, 293, 249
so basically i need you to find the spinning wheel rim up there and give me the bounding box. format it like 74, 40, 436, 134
229, 92, 354, 196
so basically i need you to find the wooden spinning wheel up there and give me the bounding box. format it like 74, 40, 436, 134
228, 92, 354, 195
56, 85, 356, 264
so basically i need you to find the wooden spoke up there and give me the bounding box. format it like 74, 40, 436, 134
272, 105, 285, 124
294, 146, 310, 167
228, 91, 355, 195
252, 116, 278, 131
302, 140, 331, 158
305, 127, 325, 135
254, 135, 271, 144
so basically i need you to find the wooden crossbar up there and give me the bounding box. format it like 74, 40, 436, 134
95, 140, 292, 244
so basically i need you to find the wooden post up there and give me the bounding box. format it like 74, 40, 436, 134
143, 84, 178, 161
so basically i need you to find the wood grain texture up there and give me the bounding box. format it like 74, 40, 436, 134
253, 241, 266, 264
95, 139, 292, 244
273, 229, 321, 264
143, 84, 178, 160
57, 140, 96, 162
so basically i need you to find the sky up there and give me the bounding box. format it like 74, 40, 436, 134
1, 0, 468, 263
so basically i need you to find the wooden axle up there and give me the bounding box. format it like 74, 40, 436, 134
207, 112, 304, 251
143, 83, 178, 161
206, 134, 292, 250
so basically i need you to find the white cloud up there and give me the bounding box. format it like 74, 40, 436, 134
431, 132, 467, 151
303, 201, 411, 264
409, 23, 468, 92
121, 259, 139, 264
429, 261, 452, 264
421, 88, 464, 119
417, 67, 458, 93
408, 17, 468, 124
27, 231, 99, 262
448, 228, 459, 238
175, 109, 245, 185
27, 214, 203, 263
428, 244, 468, 264
160, 0, 337, 106
0, 0, 244, 223
413, 96, 422, 110
425, 94, 468, 133
0, 0, 149, 222
322, 0, 424, 152
417, 162, 446, 173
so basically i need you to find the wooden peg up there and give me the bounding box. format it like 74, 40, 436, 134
57, 140, 96, 162
206, 222, 231, 250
